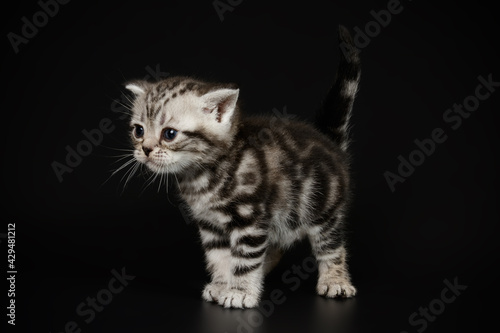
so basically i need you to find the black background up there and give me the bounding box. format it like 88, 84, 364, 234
2, 0, 499, 332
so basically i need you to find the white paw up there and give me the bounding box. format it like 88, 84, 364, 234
202, 282, 226, 303
203, 283, 260, 308
217, 289, 259, 309
317, 279, 357, 298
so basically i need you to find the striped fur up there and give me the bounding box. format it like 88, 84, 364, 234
316, 25, 361, 152
124, 26, 360, 308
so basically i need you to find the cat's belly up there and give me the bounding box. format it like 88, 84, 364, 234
183, 190, 308, 249
267, 223, 309, 249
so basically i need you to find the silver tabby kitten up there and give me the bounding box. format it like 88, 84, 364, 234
124, 26, 360, 308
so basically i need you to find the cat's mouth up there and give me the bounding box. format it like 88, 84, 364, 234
146, 158, 171, 173
133, 149, 175, 173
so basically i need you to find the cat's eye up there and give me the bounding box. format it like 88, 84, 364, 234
134, 125, 144, 138
163, 128, 178, 141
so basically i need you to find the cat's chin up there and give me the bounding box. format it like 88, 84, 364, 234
145, 160, 171, 174
145, 159, 186, 174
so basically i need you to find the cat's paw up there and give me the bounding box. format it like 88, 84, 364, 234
217, 289, 259, 309
317, 279, 357, 298
202, 282, 226, 303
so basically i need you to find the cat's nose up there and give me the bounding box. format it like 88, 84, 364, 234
142, 146, 153, 156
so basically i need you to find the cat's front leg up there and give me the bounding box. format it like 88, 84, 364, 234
200, 224, 267, 309
199, 226, 232, 304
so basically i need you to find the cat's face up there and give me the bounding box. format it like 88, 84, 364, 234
126, 77, 239, 174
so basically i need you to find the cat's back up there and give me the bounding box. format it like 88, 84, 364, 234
237, 115, 350, 171
237, 114, 351, 200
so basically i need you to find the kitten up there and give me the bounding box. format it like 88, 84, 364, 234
123, 25, 360, 308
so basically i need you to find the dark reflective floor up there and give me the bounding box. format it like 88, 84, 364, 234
16, 243, 495, 333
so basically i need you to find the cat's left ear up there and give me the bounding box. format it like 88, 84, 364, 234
125, 80, 149, 96
201, 88, 239, 124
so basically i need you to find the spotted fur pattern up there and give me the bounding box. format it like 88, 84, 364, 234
124, 26, 360, 308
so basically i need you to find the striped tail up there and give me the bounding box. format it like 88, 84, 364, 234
316, 25, 361, 152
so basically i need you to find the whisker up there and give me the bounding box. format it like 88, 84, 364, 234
140, 169, 159, 196
109, 153, 135, 158
166, 166, 169, 192
167, 174, 171, 189
113, 154, 136, 163
100, 156, 136, 189
114, 99, 133, 111
112, 107, 133, 117
112, 157, 137, 176
173, 172, 181, 190
121, 92, 136, 107
121, 160, 141, 194
105, 93, 133, 113
157, 168, 164, 193
100, 145, 136, 153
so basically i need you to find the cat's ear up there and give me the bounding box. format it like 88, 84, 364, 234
125, 80, 148, 96
201, 88, 239, 124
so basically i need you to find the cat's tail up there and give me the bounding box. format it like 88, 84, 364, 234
316, 25, 361, 152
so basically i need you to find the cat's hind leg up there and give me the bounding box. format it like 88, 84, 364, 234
308, 217, 356, 298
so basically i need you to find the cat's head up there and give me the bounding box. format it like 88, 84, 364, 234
125, 77, 240, 174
